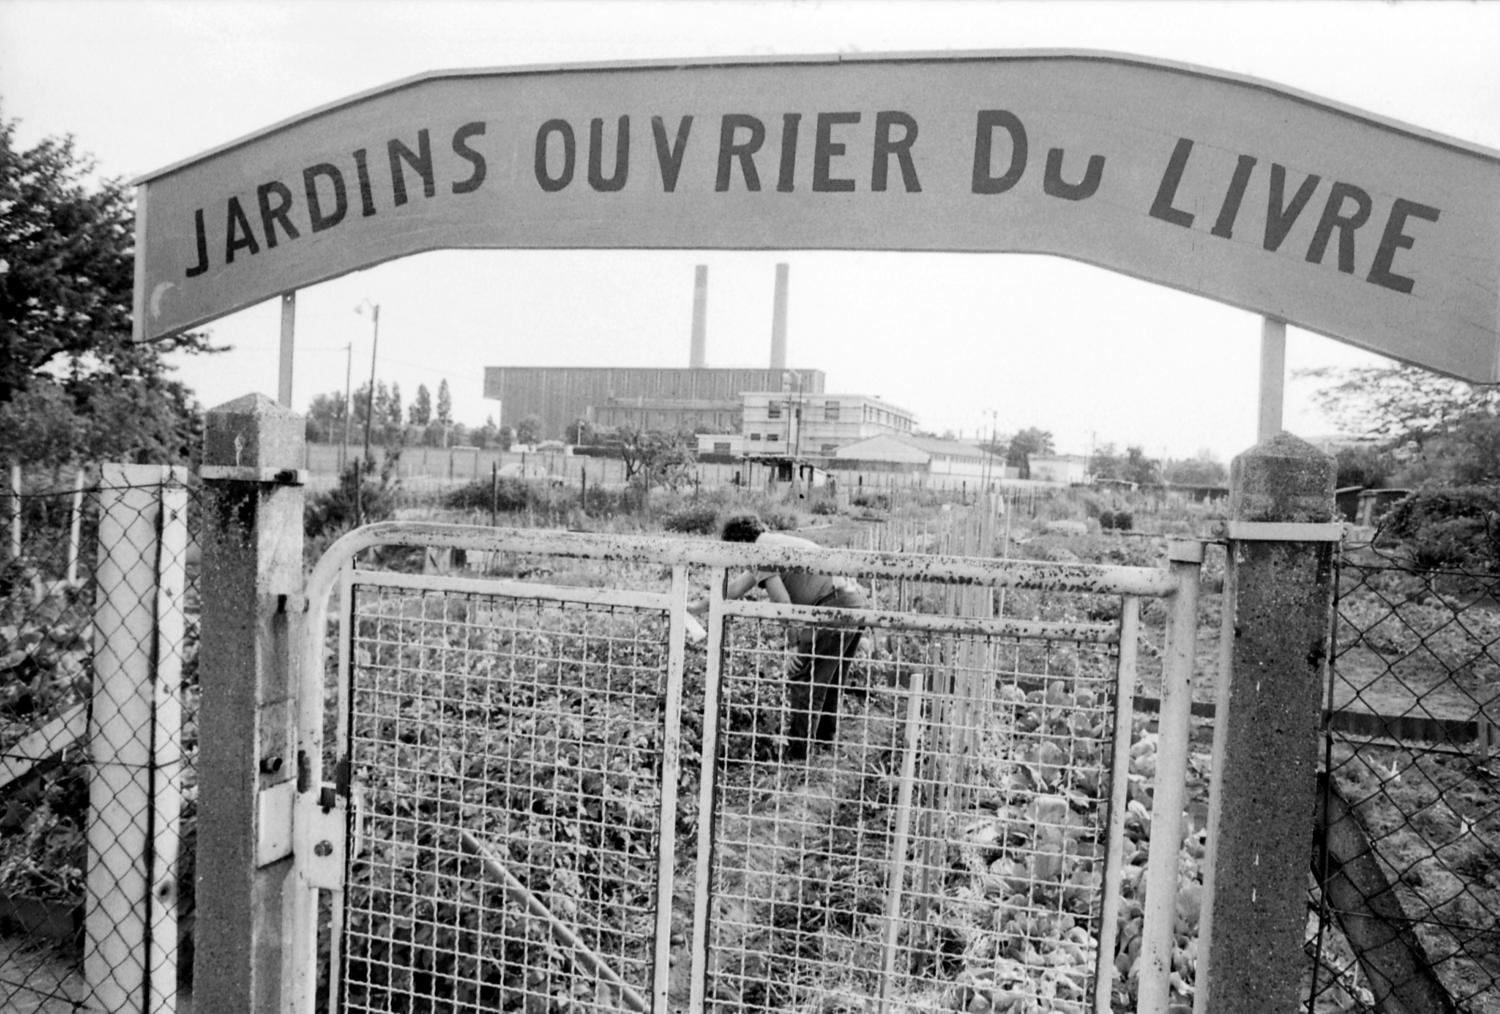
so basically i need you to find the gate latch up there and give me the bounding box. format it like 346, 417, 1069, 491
1211, 520, 1346, 542
293, 784, 351, 890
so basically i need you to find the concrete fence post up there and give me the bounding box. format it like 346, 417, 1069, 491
1195, 433, 1337, 1013
86, 463, 188, 1014
194, 394, 305, 1014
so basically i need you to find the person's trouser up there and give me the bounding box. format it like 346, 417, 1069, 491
785, 585, 866, 759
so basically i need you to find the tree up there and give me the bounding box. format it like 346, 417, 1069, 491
1304, 364, 1500, 486
408, 383, 432, 427
1090, 442, 1124, 482
1162, 453, 1228, 487
436, 379, 453, 426
1005, 427, 1054, 479
617, 425, 696, 491
565, 418, 593, 445
306, 390, 348, 444
351, 381, 374, 439
515, 414, 544, 445
1119, 445, 1160, 486
386, 381, 403, 433
1329, 443, 1397, 489
0, 115, 215, 464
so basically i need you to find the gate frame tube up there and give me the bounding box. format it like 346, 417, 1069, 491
285, 520, 1198, 1012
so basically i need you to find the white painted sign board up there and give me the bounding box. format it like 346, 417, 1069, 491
133, 51, 1500, 382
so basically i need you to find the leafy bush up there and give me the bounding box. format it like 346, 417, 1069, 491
0, 574, 94, 907
810, 498, 840, 516
662, 502, 720, 534
850, 491, 890, 511
443, 475, 543, 514
1099, 510, 1134, 531
582, 483, 637, 517
760, 508, 802, 531
1380, 487, 1500, 571
305, 454, 401, 541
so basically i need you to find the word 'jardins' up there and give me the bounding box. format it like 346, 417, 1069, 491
182, 108, 1441, 295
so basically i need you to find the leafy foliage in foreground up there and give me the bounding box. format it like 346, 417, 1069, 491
1378, 487, 1500, 572
0, 114, 216, 466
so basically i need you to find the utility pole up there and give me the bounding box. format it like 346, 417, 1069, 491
340, 342, 352, 472
357, 301, 380, 464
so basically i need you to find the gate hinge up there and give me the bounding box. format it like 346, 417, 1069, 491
1210, 520, 1346, 542
293, 784, 351, 890
257, 782, 351, 886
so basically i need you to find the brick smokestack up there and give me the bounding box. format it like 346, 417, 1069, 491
770, 262, 789, 372
690, 265, 708, 369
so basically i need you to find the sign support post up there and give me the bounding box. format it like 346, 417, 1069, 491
278, 291, 296, 409
1258, 317, 1286, 443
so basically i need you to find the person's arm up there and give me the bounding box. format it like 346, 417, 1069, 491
688, 568, 766, 615
758, 574, 791, 604
724, 570, 762, 600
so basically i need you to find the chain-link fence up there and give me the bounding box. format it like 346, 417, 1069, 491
1308, 531, 1500, 1013
1, 466, 197, 1014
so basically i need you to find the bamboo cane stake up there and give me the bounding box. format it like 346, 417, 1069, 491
460, 829, 649, 1013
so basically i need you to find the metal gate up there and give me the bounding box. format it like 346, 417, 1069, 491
286, 523, 1201, 1014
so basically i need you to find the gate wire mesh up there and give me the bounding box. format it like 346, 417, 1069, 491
706, 612, 1120, 1014
328, 542, 1144, 1014
339, 581, 672, 1014
1307, 534, 1500, 1014
0, 471, 198, 1014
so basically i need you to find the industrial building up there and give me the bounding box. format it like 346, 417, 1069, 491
483, 263, 921, 460
482, 366, 826, 440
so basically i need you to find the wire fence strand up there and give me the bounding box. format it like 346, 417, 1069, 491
1, 470, 198, 1014
1307, 530, 1500, 1014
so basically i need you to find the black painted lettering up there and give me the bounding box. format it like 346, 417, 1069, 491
1367, 198, 1441, 295
451, 122, 487, 195
872, 111, 920, 193
972, 111, 1027, 195
1042, 148, 1104, 201
224, 196, 259, 264
652, 116, 692, 192
1210, 155, 1257, 239
535, 119, 576, 192
186, 208, 209, 278
813, 112, 860, 193
256, 181, 300, 249
1305, 182, 1373, 273
1263, 164, 1321, 252
1149, 138, 1196, 228
588, 116, 629, 192
388, 129, 434, 206
303, 164, 347, 232
777, 114, 801, 193
716, 114, 765, 192
353, 149, 377, 217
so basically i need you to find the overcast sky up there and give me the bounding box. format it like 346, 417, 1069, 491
3, 0, 1498, 460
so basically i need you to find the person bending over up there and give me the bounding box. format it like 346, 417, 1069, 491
706, 513, 867, 760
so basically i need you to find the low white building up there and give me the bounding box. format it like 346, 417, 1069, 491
833, 433, 1010, 479
1028, 454, 1091, 485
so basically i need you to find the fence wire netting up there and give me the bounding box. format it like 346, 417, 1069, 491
1308, 534, 1500, 1014
1, 470, 197, 1014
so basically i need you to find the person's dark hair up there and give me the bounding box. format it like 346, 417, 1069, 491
721, 514, 766, 543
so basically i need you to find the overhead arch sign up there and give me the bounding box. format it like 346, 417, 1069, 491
133, 51, 1500, 381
